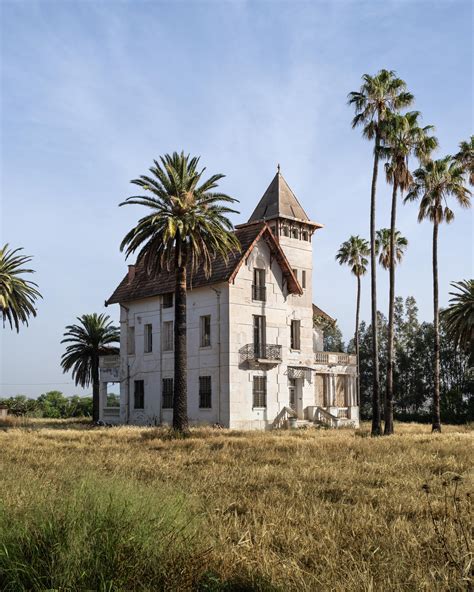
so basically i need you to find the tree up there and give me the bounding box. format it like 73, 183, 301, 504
441, 280, 474, 362
454, 136, 474, 185
348, 70, 413, 435
335, 236, 369, 406
60, 314, 119, 423
405, 157, 471, 431
0, 244, 42, 332
120, 152, 240, 433
37, 390, 69, 418
375, 227, 409, 433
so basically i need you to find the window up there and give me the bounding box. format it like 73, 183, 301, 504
163, 321, 173, 351
253, 268, 266, 301
302, 270, 307, 289
291, 320, 301, 350
289, 377, 297, 410
253, 376, 267, 408
293, 269, 298, 282
127, 326, 135, 355
253, 315, 266, 357
144, 323, 153, 353
302, 231, 309, 241
200, 315, 211, 347
291, 227, 299, 239
162, 293, 173, 308
199, 376, 212, 408
162, 378, 173, 408
134, 380, 144, 409
282, 226, 289, 237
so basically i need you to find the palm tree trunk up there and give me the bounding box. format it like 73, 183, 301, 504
92, 356, 100, 423
384, 181, 398, 435
432, 219, 441, 432
173, 241, 189, 433
370, 132, 381, 436
355, 274, 361, 406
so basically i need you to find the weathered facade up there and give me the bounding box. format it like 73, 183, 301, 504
102, 170, 359, 429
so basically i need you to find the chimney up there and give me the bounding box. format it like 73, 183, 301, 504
127, 265, 136, 284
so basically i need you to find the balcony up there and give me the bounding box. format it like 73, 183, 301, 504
239, 343, 282, 367
314, 352, 357, 366
252, 284, 266, 302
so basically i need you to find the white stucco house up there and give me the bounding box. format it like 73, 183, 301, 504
102, 170, 359, 429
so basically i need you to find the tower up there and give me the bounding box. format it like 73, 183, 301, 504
246, 168, 322, 305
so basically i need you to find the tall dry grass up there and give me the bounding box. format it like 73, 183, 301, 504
0, 421, 472, 591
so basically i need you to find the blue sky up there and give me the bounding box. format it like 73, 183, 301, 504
1, 0, 472, 397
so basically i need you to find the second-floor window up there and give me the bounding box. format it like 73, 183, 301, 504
253, 268, 266, 301
200, 315, 211, 347
253, 315, 266, 357
162, 293, 173, 308
162, 378, 173, 408
163, 321, 173, 351
134, 380, 144, 409
127, 326, 135, 355
144, 324, 153, 353
291, 320, 301, 350
302, 270, 307, 289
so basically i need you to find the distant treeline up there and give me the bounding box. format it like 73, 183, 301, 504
0, 391, 119, 419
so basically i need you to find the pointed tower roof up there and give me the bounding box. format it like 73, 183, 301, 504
247, 169, 321, 227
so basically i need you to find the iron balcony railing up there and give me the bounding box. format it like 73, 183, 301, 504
239, 343, 282, 364
252, 284, 267, 302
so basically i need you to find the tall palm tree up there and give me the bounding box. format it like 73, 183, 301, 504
379, 112, 437, 434
441, 280, 474, 362
336, 236, 370, 406
120, 152, 240, 433
61, 313, 119, 423
348, 70, 413, 435
454, 136, 474, 185
375, 227, 409, 434
0, 244, 42, 332
405, 157, 471, 432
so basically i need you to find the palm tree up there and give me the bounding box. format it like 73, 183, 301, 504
120, 152, 240, 433
61, 313, 119, 423
0, 244, 42, 332
441, 280, 474, 362
348, 70, 413, 435
336, 236, 370, 407
379, 112, 437, 434
454, 136, 474, 185
405, 157, 471, 432
375, 227, 409, 434
375, 228, 408, 269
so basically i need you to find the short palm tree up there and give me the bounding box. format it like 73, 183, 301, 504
0, 244, 42, 332
454, 136, 474, 185
441, 280, 474, 361
348, 69, 413, 435
405, 157, 471, 432
336, 236, 370, 406
375, 227, 409, 434
61, 313, 119, 423
120, 152, 240, 433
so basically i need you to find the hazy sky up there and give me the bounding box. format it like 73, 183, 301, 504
1, 0, 472, 398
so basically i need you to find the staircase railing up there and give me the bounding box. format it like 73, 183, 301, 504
314, 406, 340, 428
272, 406, 297, 430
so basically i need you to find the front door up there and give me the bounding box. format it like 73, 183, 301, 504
289, 377, 303, 418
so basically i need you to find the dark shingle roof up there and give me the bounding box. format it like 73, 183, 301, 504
312, 304, 335, 322
106, 223, 302, 305
248, 171, 321, 226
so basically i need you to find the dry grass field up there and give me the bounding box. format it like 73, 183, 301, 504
0, 419, 472, 591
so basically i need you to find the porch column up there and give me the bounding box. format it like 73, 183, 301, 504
99, 382, 107, 421
331, 374, 337, 406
